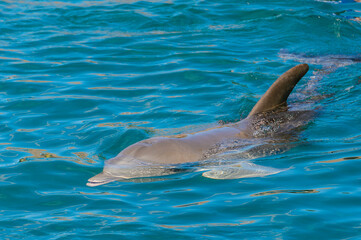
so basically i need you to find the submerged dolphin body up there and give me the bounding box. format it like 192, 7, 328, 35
87, 64, 310, 187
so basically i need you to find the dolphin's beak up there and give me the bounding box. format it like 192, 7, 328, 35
86, 171, 120, 187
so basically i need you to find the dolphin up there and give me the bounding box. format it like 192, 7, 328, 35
87, 64, 310, 187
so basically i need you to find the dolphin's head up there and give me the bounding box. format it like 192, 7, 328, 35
86, 154, 135, 187
87, 137, 180, 187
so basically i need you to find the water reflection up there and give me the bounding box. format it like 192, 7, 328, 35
158, 220, 255, 231
317, 156, 361, 163
251, 189, 322, 197
15, 80, 52, 83
5, 147, 97, 165
173, 200, 209, 208
78, 191, 127, 197
80, 212, 137, 223
16, 128, 40, 132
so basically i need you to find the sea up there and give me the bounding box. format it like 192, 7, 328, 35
1, 0, 361, 239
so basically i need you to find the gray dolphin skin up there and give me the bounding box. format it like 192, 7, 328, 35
87, 64, 310, 187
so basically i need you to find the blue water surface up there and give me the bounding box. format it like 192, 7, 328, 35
1, 0, 361, 239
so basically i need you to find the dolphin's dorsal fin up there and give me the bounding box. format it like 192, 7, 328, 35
248, 64, 309, 117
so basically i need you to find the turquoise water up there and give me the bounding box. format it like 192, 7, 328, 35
1, 0, 361, 239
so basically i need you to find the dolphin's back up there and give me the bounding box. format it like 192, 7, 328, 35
248, 64, 309, 116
